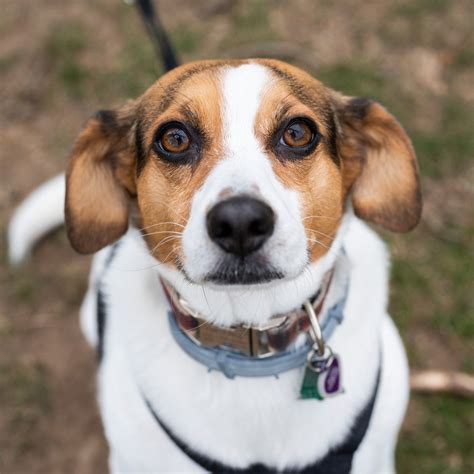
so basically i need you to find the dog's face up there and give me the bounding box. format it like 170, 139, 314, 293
65, 59, 421, 286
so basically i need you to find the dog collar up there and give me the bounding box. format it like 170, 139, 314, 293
161, 254, 350, 379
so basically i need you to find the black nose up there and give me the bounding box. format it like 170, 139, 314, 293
206, 196, 275, 257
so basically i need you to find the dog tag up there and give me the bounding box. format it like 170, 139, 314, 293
300, 353, 343, 400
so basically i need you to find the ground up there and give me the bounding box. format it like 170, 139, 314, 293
0, 0, 472, 472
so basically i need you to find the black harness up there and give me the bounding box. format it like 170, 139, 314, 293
96, 247, 380, 473
142, 370, 380, 474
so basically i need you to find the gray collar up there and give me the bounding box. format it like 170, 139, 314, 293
165, 254, 350, 379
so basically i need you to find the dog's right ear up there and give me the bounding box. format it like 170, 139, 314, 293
65, 102, 138, 254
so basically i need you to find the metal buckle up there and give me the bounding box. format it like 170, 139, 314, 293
177, 292, 290, 357
197, 323, 279, 357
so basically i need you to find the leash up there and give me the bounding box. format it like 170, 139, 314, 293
133, 0, 179, 72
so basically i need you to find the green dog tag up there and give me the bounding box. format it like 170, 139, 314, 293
300, 366, 324, 400
300, 353, 343, 400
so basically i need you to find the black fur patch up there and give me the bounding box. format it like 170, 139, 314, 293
95, 109, 118, 135
96, 289, 106, 362
345, 97, 373, 121
96, 243, 120, 363
135, 121, 147, 175
326, 113, 339, 164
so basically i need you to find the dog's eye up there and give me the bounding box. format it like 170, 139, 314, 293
159, 125, 190, 154
153, 122, 200, 164
281, 120, 314, 148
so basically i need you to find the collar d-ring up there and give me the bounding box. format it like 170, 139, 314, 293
303, 299, 325, 356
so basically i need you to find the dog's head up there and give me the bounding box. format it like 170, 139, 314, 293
65, 59, 421, 286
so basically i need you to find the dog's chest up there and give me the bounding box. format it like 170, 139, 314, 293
95, 222, 385, 470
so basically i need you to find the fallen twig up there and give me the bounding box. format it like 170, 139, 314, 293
410, 370, 474, 397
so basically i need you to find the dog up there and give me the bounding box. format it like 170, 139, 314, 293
9, 59, 421, 473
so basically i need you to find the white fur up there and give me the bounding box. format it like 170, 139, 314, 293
8, 173, 65, 264
7, 64, 410, 473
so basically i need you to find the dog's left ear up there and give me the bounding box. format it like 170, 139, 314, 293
65, 102, 138, 254
337, 97, 422, 232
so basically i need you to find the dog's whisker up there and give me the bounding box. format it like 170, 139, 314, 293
200, 285, 211, 314
306, 238, 330, 250
302, 215, 340, 221
150, 236, 181, 255
152, 237, 181, 253
141, 230, 184, 238
139, 221, 186, 231
193, 318, 213, 330
304, 228, 335, 241
161, 246, 182, 267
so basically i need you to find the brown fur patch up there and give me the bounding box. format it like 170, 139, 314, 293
337, 96, 422, 232
136, 64, 226, 264
254, 60, 344, 261
65, 101, 137, 254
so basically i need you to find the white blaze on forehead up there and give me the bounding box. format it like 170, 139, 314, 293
181, 62, 309, 302
222, 63, 272, 159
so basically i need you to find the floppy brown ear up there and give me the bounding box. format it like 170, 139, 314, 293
337, 97, 422, 232
65, 103, 138, 254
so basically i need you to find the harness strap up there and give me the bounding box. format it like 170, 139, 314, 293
96, 243, 120, 363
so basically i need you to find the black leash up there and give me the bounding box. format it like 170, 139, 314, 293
134, 0, 179, 72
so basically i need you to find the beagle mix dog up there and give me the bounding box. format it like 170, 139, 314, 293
9, 59, 421, 473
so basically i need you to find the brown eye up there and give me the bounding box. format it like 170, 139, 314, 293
160, 126, 190, 153
281, 120, 314, 148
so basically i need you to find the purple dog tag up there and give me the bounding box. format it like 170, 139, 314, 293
300, 353, 343, 400
321, 355, 341, 395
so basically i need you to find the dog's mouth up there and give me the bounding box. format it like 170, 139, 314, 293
174, 252, 286, 286
203, 255, 284, 285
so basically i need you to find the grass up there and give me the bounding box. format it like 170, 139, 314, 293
390, 230, 473, 341
106, 37, 161, 98
220, 0, 277, 50
393, 0, 450, 19
397, 395, 474, 473
412, 99, 474, 178
44, 22, 90, 98
318, 63, 389, 100
172, 24, 201, 56
0, 362, 50, 462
